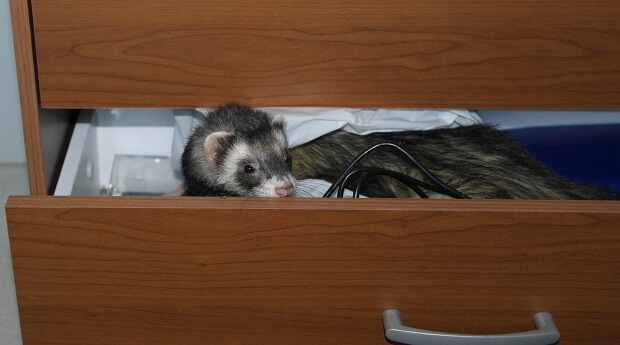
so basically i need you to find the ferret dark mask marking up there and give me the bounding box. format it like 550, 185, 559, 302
182, 103, 295, 197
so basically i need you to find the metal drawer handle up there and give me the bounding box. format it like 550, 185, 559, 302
383, 310, 560, 345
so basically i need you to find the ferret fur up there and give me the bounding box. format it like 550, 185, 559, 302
290, 125, 619, 199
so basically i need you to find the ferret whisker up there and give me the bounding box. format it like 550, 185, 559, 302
293, 170, 312, 179
297, 185, 314, 195
294, 185, 320, 198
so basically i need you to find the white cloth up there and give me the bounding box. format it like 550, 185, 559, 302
194, 107, 482, 148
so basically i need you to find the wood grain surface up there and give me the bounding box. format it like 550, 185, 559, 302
7, 196, 620, 344
30, 0, 620, 109
9, 0, 46, 195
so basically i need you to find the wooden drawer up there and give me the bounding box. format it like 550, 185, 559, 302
6, 197, 620, 344
29, 0, 620, 109
8, 0, 620, 344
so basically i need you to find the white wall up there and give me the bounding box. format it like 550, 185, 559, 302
0, 0, 26, 164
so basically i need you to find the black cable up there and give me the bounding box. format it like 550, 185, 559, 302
352, 168, 430, 198
343, 167, 453, 196
322, 142, 470, 199
323, 143, 395, 198
338, 167, 428, 198
337, 167, 374, 198
339, 167, 432, 198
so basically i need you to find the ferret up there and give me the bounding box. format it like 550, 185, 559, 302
181, 103, 295, 197
291, 125, 619, 199
182, 104, 618, 200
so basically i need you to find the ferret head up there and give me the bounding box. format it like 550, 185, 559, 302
184, 104, 295, 197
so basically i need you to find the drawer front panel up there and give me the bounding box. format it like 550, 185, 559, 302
7, 197, 620, 344
31, 0, 620, 108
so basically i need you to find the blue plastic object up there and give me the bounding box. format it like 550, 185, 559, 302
506, 124, 620, 193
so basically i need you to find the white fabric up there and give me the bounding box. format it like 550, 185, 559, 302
194, 107, 482, 148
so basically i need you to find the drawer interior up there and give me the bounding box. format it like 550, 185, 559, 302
55, 109, 188, 196
480, 110, 620, 193
53, 108, 620, 197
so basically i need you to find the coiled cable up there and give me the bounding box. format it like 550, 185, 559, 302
323, 142, 469, 199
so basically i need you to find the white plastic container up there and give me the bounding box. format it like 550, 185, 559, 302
54, 109, 186, 196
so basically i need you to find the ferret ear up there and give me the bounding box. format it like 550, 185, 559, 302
270, 114, 286, 129
204, 131, 233, 164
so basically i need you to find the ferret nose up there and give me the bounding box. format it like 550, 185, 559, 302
276, 184, 294, 197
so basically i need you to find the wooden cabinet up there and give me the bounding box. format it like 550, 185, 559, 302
7, 0, 620, 344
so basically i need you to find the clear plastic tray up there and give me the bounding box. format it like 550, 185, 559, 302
105, 155, 182, 196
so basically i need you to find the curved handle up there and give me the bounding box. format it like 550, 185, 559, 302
383, 310, 560, 345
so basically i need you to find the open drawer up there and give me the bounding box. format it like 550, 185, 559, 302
8, 106, 620, 345
6, 196, 620, 345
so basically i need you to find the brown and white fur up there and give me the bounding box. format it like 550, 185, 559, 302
291, 125, 619, 200
181, 103, 295, 197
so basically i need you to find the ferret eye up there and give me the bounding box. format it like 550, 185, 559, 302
244, 165, 256, 174
285, 155, 291, 165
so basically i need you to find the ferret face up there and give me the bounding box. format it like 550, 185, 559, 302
200, 111, 295, 197
227, 141, 295, 197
